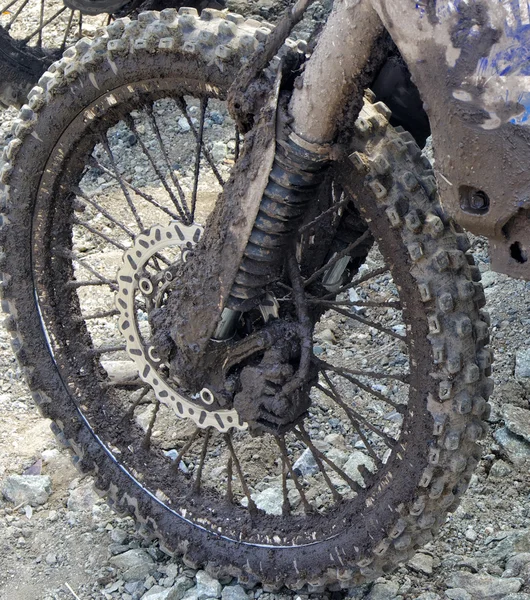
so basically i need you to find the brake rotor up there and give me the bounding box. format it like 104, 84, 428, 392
115, 222, 246, 432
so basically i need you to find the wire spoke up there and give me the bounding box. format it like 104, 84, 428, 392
298, 197, 351, 235
295, 422, 362, 494
309, 298, 401, 309
171, 428, 201, 473
225, 455, 234, 504
124, 114, 191, 223
274, 435, 312, 514
224, 432, 257, 515
22, 5, 68, 43
316, 379, 383, 468
190, 98, 208, 221
293, 424, 343, 502
318, 374, 397, 450
175, 97, 225, 187
100, 136, 145, 231
314, 357, 409, 385
319, 266, 389, 301
60, 9, 75, 53
66, 279, 116, 289
280, 453, 291, 516
192, 427, 211, 494
328, 304, 406, 342
142, 400, 160, 450
89, 344, 127, 356
144, 102, 193, 221
73, 186, 137, 239
122, 386, 151, 421
4, 0, 30, 31
317, 359, 404, 411
73, 217, 127, 251
74, 308, 120, 321
87, 157, 180, 221
303, 229, 372, 288
37, 0, 45, 48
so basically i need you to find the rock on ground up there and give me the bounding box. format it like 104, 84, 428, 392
446, 572, 522, 598
1, 474, 52, 506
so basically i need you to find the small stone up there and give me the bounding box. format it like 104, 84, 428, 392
503, 553, 530, 578
446, 572, 522, 597
293, 448, 318, 477
41, 449, 59, 463
444, 590, 471, 600
367, 580, 400, 600
169, 576, 195, 599
489, 459, 512, 478
481, 271, 498, 288
196, 570, 221, 599
343, 451, 375, 485
110, 528, 128, 544
502, 405, 530, 443
178, 117, 191, 132
407, 552, 434, 575
141, 585, 188, 600
67, 480, 100, 512
211, 141, 227, 163
1, 475, 52, 507
250, 487, 283, 516
465, 528, 478, 542
209, 111, 224, 125
109, 549, 155, 582
45, 552, 57, 565
316, 328, 335, 344
493, 428, 530, 465
516, 349, 530, 378
415, 594, 441, 600
166, 565, 180, 579
221, 585, 248, 600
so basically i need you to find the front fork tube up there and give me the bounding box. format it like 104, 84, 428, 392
214, 0, 383, 341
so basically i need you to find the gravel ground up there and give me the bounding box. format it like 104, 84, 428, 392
2, 2, 530, 600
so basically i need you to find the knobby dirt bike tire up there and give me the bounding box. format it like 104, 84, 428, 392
0, 0, 226, 108
0, 8, 492, 591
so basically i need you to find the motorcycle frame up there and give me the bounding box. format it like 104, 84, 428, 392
289, 0, 530, 280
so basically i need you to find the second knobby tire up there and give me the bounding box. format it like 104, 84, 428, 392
0, 8, 492, 592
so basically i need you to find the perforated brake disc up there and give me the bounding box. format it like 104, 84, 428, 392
115, 222, 247, 432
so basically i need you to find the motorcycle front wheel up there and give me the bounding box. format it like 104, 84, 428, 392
0, 8, 492, 591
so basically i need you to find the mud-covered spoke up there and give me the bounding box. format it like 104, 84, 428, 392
319, 266, 389, 301
86, 157, 180, 222
142, 399, 160, 450
190, 98, 208, 221
294, 423, 362, 493
315, 357, 409, 390
99, 136, 145, 231
303, 229, 372, 288
2, 0, 30, 31
175, 96, 225, 188
171, 428, 201, 473
224, 433, 258, 515
320, 372, 397, 450
124, 114, 191, 223
60, 9, 75, 53
22, 5, 68, 43
192, 427, 212, 494
327, 304, 406, 342
275, 435, 312, 514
